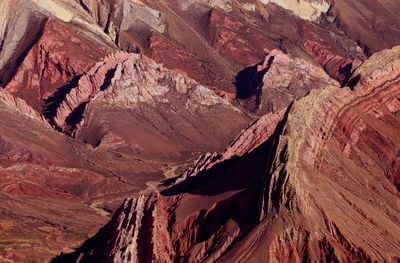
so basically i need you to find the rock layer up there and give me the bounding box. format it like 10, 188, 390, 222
54, 46, 400, 262
207, 8, 278, 67
4, 18, 113, 112
237, 49, 338, 114
1, 0, 400, 262
47, 51, 249, 158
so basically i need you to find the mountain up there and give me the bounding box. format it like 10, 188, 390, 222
53, 45, 400, 263
0, 0, 400, 262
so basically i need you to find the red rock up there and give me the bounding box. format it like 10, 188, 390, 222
52, 51, 131, 132
328, 0, 400, 54
66, 52, 250, 157
56, 46, 400, 263
4, 19, 113, 112
0, 88, 46, 122
237, 49, 338, 114
146, 32, 218, 87
214, 89, 235, 101
2, 1, 400, 262
297, 23, 364, 82
207, 9, 278, 66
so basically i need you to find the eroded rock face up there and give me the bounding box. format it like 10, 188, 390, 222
48, 51, 249, 157
178, 0, 233, 12
328, 0, 400, 54
237, 49, 338, 114
0, 0, 48, 86
207, 8, 278, 66
4, 18, 113, 112
146, 32, 218, 87
297, 22, 365, 83
261, 0, 330, 21
2, 0, 400, 262
55, 46, 400, 263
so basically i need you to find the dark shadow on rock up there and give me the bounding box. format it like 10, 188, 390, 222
99, 67, 116, 91
64, 101, 88, 135
162, 102, 291, 199
235, 56, 274, 100
51, 103, 292, 263
42, 74, 82, 126
338, 62, 353, 84
346, 74, 361, 90
235, 64, 259, 99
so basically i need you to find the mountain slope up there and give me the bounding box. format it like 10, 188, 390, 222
1, 0, 400, 262
53, 46, 400, 263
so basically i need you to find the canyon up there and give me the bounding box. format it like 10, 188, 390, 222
53, 45, 400, 263
0, 0, 399, 262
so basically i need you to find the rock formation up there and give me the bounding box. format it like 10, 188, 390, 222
1, 0, 400, 262
146, 32, 218, 87
236, 49, 338, 114
53, 46, 400, 262
3, 18, 114, 112
328, 0, 400, 54
261, 0, 330, 21
296, 22, 365, 83
206, 8, 278, 66
47, 51, 249, 157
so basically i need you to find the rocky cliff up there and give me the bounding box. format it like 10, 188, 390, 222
44, 50, 249, 158
53, 46, 400, 262
236, 49, 339, 114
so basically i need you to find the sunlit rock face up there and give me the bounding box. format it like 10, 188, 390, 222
260, 0, 330, 21
4, 19, 113, 112
178, 0, 233, 12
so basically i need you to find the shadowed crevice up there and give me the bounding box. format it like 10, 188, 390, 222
100, 67, 117, 91
64, 102, 88, 135
346, 74, 361, 90
42, 74, 83, 125
235, 56, 274, 100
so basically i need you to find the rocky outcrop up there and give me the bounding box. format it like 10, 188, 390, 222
178, 0, 233, 12
1, 1, 400, 262
0, 62, 193, 262
4, 18, 113, 112
237, 49, 338, 114
54, 46, 400, 262
207, 8, 278, 66
146, 32, 218, 87
297, 23, 365, 83
328, 0, 400, 54
49, 51, 249, 157
0, 88, 47, 122
261, 0, 330, 21
0, 0, 48, 86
